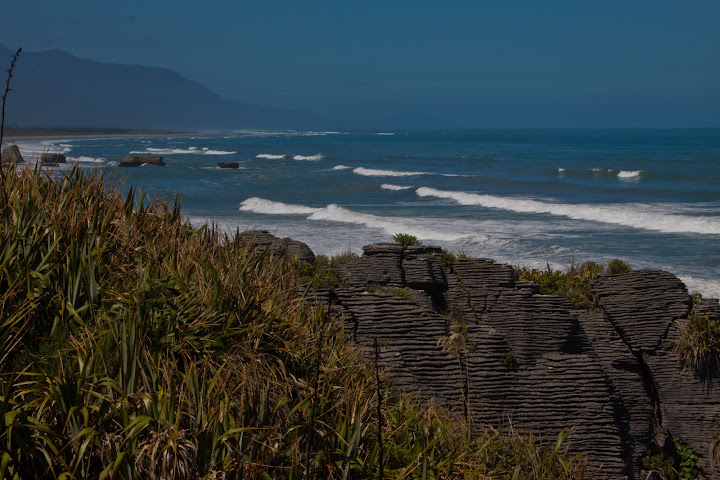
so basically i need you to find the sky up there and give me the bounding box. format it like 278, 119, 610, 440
2, 1, 720, 129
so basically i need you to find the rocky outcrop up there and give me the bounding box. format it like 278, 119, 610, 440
237, 230, 315, 264
217, 161, 240, 169
305, 242, 720, 479
40, 153, 66, 164
1, 145, 24, 164
119, 155, 165, 167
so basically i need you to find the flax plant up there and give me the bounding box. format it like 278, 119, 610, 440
0, 165, 591, 479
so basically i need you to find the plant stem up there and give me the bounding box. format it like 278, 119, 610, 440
0, 47, 22, 170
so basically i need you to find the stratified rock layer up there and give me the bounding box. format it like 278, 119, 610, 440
305, 243, 720, 479
237, 230, 315, 264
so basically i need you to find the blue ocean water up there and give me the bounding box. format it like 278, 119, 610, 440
14, 128, 720, 297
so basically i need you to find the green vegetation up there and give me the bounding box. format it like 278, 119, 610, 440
392, 233, 420, 247
606, 258, 631, 275
641, 436, 699, 480
673, 309, 720, 376
441, 249, 457, 266
500, 352, 519, 370
516, 259, 631, 310
0, 166, 591, 478
296, 250, 359, 288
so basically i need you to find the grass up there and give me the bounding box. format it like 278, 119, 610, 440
0, 165, 592, 479
673, 309, 720, 377
516, 260, 630, 310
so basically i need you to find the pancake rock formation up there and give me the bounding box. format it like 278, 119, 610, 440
302, 242, 720, 479
238, 230, 316, 264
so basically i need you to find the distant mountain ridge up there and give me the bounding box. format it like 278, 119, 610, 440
0, 43, 321, 130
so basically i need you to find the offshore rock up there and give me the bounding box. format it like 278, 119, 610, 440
217, 161, 240, 169
119, 155, 166, 167
40, 153, 66, 164
1, 145, 24, 164
238, 230, 315, 264
304, 242, 720, 479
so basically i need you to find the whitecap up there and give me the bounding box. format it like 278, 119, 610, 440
617, 170, 642, 179
256, 154, 287, 160
129, 147, 237, 155
381, 184, 413, 191
353, 167, 428, 177
68, 156, 106, 163
332, 165, 351, 170
293, 154, 324, 161
415, 187, 720, 235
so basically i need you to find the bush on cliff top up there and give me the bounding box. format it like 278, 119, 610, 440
0, 165, 590, 479
673, 309, 720, 377
517, 259, 630, 310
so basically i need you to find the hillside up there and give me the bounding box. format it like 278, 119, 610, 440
0, 43, 321, 130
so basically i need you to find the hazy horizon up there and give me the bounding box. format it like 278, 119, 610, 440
2, 1, 719, 129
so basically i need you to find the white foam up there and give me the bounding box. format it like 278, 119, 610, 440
376, 132, 394, 136
239, 197, 470, 242
415, 187, 720, 235
129, 147, 237, 155
678, 276, 720, 299
239, 197, 321, 215
558, 168, 566, 173
617, 170, 642, 179
68, 156, 106, 163
353, 167, 428, 177
381, 184, 413, 191
256, 154, 287, 160
293, 154, 324, 161
332, 165, 351, 170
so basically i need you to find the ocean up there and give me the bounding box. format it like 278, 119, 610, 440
12, 128, 720, 298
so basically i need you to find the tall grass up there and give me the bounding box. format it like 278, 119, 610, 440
0, 165, 591, 479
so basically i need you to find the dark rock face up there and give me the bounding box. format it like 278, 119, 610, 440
305, 243, 720, 479
237, 230, 315, 264
40, 153, 66, 164
216, 161, 239, 169
1, 145, 24, 164
119, 155, 165, 167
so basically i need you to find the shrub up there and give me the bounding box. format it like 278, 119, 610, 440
516, 262, 600, 310
673, 310, 720, 376
441, 249, 456, 266
392, 232, 420, 247
607, 258, 631, 275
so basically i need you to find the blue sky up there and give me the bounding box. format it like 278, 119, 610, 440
2, 1, 719, 128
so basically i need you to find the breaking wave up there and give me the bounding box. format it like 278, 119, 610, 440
353, 167, 428, 177
293, 154, 324, 161
129, 147, 237, 155
381, 184, 413, 191
256, 154, 287, 159
239, 197, 470, 242
415, 187, 720, 235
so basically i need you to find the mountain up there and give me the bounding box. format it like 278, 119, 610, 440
0, 44, 322, 130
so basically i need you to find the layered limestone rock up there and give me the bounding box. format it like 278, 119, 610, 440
237, 230, 315, 264
304, 242, 720, 479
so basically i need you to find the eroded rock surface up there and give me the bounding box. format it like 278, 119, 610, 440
1, 145, 24, 164
237, 230, 315, 264
306, 243, 720, 479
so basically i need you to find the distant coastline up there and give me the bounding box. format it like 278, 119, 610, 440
4, 126, 192, 141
